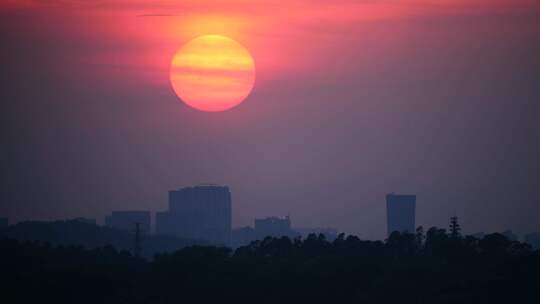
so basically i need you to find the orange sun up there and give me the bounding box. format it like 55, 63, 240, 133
170, 35, 256, 112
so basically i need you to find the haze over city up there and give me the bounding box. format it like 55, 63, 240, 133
2, 1, 540, 304
2, 0, 540, 240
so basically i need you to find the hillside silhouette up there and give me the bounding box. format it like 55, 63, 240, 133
0, 220, 206, 258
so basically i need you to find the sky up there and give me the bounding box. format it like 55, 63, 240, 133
1, 0, 540, 239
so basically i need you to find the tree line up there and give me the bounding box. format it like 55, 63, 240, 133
1, 223, 539, 304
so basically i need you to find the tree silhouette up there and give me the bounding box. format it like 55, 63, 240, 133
415, 226, 425, 249
1, 226, 538, 304
449, 216, 461, 239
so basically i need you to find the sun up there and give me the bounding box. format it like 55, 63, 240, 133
170, 35, 256, 112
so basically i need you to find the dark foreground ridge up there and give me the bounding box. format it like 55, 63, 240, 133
1, 229, 539, 304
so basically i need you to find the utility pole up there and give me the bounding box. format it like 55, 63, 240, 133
134, 222, 142, 257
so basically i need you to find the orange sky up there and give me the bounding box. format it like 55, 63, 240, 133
3, 0, 539, 88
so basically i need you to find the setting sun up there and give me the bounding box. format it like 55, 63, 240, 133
170, 35, 255, 112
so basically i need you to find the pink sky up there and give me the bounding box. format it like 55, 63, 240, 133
3, 0, 539, 85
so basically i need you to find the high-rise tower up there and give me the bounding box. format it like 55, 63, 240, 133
386, 193, 416, 237
156, 185, 232, 245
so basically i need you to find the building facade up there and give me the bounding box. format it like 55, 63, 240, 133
386, 193, 416, 237
156, 185, 232, 246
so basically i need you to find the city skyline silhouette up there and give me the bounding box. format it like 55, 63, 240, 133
2, 1, 540, 302
3, 1, 540, 240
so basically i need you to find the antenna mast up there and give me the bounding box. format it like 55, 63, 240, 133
134, 222, 142, 257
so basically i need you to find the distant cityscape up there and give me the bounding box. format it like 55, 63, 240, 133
100, 185, 339, 248
1, 184, 539, 249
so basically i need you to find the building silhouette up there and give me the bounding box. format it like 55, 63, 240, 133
156, 185, 232, 246
105, 211, 151, 234
231, 226, 256, 248
386, 193, 416, 237
232, 223, 336, 247
254, 216, 296, 239
525, 233, 540, 249
72, 217, 97, 225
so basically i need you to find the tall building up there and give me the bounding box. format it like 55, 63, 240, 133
105, 211, 151, 234
156, 185, 232, 246
386, 193, 416, 237
254, 216, 296, 239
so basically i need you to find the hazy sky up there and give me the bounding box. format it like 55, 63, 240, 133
1, 0, 540, 239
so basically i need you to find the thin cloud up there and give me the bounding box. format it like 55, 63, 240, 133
137, 14, 184, 17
